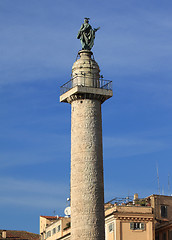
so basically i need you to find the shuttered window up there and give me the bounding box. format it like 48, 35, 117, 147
52, 228, 56, 235
130, 222, 145, 230
156, 233, 159, 240
46, 231, 51, 238
161, 205, 168, 218
168, 230, 172, 240
57, 225, 61, 232
163, 232, 167, 240
108, 223, 114, 232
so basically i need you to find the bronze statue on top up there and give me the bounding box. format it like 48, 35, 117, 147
77, 18, 100, 50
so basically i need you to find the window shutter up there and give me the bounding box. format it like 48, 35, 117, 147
141, 223, 145, 230
165, 206, 168, 217
161, 206, 165, 217
109, 223, 114, 232
161, 205, 168, 218
130, 222, 134, 230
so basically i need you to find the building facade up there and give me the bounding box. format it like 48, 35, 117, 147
40, 194, 172, 240
148, 195, 172, 240
41, 194, 172, 240
40, 216, 70, 240
105, 204, 154, 240
40, 205, 154, 240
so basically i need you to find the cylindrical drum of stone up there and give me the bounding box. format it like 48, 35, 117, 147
72, 50, 100, 88
70, 98, 105, 240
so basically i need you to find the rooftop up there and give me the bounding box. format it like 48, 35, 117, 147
40, 216, 58, 220
0, 230, 40, 240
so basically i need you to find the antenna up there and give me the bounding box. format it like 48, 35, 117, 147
162, 185, 164, 195
168, 173, 170, 196
156, 164, 160, 195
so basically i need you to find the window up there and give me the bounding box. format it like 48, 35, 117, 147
161, 205, 168, 218
46, 231, 51, 238
52, 228, 56, 235
155, 233, 159, 240
163, 232, 167, 240
57, 225, 61, 232
168, 230, 172, 240
108, 223, 114, 232
130, 222, 145, 230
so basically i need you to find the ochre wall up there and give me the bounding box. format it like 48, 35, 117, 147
121, 222, 153, 240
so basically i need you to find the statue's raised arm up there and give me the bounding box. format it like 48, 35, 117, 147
77, 18, 100, 50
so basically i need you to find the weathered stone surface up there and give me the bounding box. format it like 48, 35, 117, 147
72, 50, 100, 87
71, 98, 105, 240
59, 50, 113, 240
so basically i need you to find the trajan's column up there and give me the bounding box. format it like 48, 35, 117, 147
60, 18, 113, 240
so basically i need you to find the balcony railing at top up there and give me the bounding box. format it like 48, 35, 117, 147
60, 75, 112, 95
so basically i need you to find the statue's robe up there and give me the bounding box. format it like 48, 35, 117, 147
77, 23, 95, 50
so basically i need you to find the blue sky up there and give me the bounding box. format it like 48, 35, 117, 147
1, 0, 172, 234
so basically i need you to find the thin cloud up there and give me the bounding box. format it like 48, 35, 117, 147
0, 177, 69, 209
0, 132, 70, 168
104, 135, 170, 158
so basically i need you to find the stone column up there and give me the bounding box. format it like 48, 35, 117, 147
60, 49, 112, 240
70, 98, 105, 240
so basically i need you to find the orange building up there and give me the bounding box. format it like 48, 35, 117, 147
40, 194, 155, 240
40, 194, 172, 240
148, 195, 172, 240
40, 216, 70, 240
105, 203, 154, 240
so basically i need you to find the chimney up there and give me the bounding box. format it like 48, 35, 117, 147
2, 231, 6, 238
133, 193, 139, 205
134, 193, 138, 200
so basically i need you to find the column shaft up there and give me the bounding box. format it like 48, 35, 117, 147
71, 98, 105, 240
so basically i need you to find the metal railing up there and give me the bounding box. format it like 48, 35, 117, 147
60, 75, 112, 95
105, 196, 151, 210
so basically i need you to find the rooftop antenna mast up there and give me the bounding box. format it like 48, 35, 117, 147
168, 173, 170, 196
156, 164, 160, 195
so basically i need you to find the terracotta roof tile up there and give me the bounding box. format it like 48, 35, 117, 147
40, 216, 57, 220
0, 230, 40, 240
